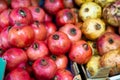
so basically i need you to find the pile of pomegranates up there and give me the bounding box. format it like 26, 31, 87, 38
0, 0, 120, 80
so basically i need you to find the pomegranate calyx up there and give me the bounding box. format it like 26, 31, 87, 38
19, 9, 26, 17
52, 34, 59, 40
108, 38, 114, 44
82, 43, 89, 50
40, 59, 48, 66
70, 28, 77, 36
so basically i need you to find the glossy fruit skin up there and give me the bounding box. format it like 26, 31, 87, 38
50, 54, 68, 69
0, 0, 8, 13
0, 26, 12, 50
32, 56, 57, 80
2, 48, 28, 71
59, 23, 82, 42
31, 22, 47, 41
44, 13, 52, 22
53, 69, 73, 80
45, 22, 57, 37
0, 9, 11, 28
47, 31, 71, 56
5, 68, 31, 80
29, 6, 45, 23
69, 40, 92, 64
9, 7, 33, 26
81, 18, 105, 40
30, 0, 39, 7
97, 32, 120, 56
56, 9, 76, 27
8, 25, 35, 48
11, 0, 31, 8
26, 40, 49, 61
63, 0, 74, 8
44, 0, 64, 15
79, 2, 102, 21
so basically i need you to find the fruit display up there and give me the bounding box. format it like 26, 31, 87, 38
0, 0, 120, 80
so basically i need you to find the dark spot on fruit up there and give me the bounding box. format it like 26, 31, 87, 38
95, 23, 101, 30
84, 8, 89, 12
108, 38, 114, 44
40, 59, 48, 66
70, 28, 77, 36
35, 8, 40, 13
32, 42, 39, 50
50, 55, 57, 61
19, 9, 26, 17
50, 0, 54, 2
92, 42, 97, 49
52, 34, 59, 40
66, 12, 73, 20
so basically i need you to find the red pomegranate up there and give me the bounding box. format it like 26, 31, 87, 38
8, 24, 35, 48
29, 6, 45, 23
45, 22, 57, 37
26, 40, 49, 61
5, 68, 31, 80
50, 54, 68, 70
53, 69, 73, 80
2, 48, 28, 71
32, 56, 57, 80
97, 32, 120, 56
69, 40, 92, 64
31, 21, 47, 41
59, 23, 82, 42
44, 0, 64, 15
47, 31, 71, 56
11, 0, 31, 8
0, 9, 11, 28
9, 7, 33, 26
0, 0, 8, 13
56, 9, 76, 27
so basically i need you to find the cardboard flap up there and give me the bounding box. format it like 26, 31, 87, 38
0, 58, 6, 80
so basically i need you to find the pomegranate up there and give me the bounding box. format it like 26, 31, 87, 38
31, 21, 47, 41
32, 56, 57, 80
63, 0, 74, 8
0, 9, 11, 28
0, 26, 12, 50
44, 13, 52, 22
9, 7, 33, 26
0, 0, 8, 13
8, 24, 35, 48
44, 0, 64, 15
5, 68, 31, 80
45, 22, 57, 37
56, 9, 76, 27
69, 40, 92, 64
47, 31, 71, 56
29, 6, 45, 22
97, 32, 120, 56
103, 0, 120, 27
50, 54, 68, 69
30, 0, 39, 7
59, 23, 82, 42
79, 2, 102, 21
81, 18, 105, 40
2, 48, 28, 71
53, 69, 73, 80
26, 40, 49, 61
11, 0, 31, 8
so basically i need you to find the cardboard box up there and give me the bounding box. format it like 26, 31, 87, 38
79, 64, 120, 80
